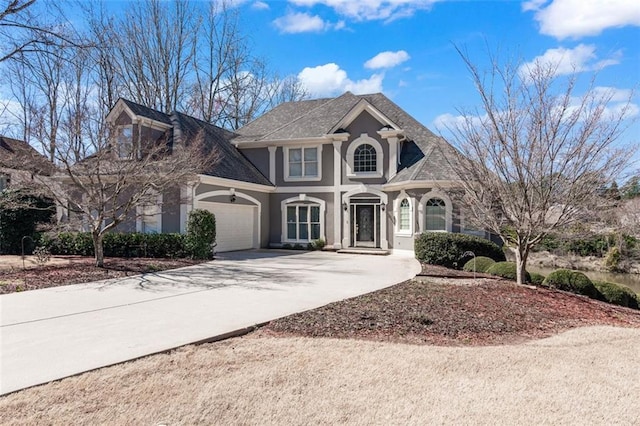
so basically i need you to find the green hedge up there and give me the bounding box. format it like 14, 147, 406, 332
485, 261, 531, 282
41, 232, 188, 258
529, 272, 546, 285
592, 281, 639, 310
414, 232, 505, 269
462, 256, 496, 273
542, 269, 601, 299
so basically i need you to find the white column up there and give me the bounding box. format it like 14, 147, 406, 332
268, 146, 277, 184
333, 141, 342, 249
388, 136, 398, 180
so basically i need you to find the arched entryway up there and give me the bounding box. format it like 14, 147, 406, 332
341, 186, 388, 249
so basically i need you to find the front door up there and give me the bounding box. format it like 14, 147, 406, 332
354, 204, 376, 247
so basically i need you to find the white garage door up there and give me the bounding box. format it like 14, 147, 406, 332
196, 201, 257, 252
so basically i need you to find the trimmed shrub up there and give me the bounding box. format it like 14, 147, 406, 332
41, 232, 188, 258
542, 269, 600, 299
414, 232, 505, 269
462, 256, 496, 273
592, 281, 639, 310
309, 238, 326, 251
486, 261, 531, 282
529, 272, 546, 285
185, 209, 216, 259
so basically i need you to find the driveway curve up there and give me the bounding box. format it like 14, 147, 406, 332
1, 250, 419, 395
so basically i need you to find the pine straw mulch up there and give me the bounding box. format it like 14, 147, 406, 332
0, 257, 206, 294
260, 265, 640, 346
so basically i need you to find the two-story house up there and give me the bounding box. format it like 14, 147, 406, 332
106, 91, 475, 253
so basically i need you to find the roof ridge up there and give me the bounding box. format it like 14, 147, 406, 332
259, 93, 352, 140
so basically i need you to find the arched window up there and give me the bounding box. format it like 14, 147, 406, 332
399, 198, 410, 232
354, 144, 377, 172
425, 198, 446, 231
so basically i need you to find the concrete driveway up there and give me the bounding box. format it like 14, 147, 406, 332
0, 250, 419, 395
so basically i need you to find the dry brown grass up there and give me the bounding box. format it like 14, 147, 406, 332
1, 326, 639, 425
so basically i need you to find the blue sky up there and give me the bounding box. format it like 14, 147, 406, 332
233, 0, 639, 161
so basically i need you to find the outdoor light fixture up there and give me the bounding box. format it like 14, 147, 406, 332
381, 203, 386, 212
230, 194, 236, 203
342, 202, 348, 211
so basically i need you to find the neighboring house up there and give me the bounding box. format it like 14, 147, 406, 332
105, 92, 479, 253
0, 136, 55, 193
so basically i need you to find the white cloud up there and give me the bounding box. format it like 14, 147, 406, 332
251, 1, 269, 10
433, 87, 638, 131
592, 86, 633, 103
524, 0, 640, 39
288, 0, 440, 22
521, 0, 546, 12
297, 63, 384, 97
432, 113, 484, 131
519, 44, 620, 77
273, 12, 329, 33
364, 50, 410, 69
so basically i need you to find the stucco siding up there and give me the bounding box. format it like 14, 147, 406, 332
342, 111, 389, 186
162, 186, 181, 233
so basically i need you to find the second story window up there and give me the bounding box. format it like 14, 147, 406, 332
285, 146, 321, 181
354, 144, 377, 172
116, 125, 134, 159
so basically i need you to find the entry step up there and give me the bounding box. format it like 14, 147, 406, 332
337, 248, 390, 255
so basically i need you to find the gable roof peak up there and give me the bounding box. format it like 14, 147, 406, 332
107, 98, 173, 126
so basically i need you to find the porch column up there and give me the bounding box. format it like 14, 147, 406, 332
377, 128, 403, 180
381, 201, 388, 250
333, 140, 342, 249
268, 146, 277, 184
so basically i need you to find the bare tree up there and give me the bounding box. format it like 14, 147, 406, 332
0, 0, 84, 62
112, 0, 196, 113
40, 116, 218, 267
445, 48, 636, 285
186, 0, 306, 129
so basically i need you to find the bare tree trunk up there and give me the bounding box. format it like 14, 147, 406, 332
514, 246, 529, 286
93, 231, 104, 267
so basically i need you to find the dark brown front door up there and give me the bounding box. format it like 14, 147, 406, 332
352, 204, 376, 247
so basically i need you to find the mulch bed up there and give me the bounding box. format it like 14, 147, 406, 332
0, 257, 206, 294
261, 264, 640, 346
420, 263, 497, 279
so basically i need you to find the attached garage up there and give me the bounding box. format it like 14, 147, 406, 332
195, 201, 258, 252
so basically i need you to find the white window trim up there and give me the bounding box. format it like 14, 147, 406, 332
283, 145, 323, 182
136, 192, 163, 233
418, 190, 453, 233
281, 195, 326, 243
394, 190, 413, 235
346, 133, 383, 178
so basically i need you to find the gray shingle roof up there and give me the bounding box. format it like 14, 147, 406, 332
235, 91, 463, 183
0, 136, 56, 175
121, 99, 173, 125
171, 112, 272, 186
